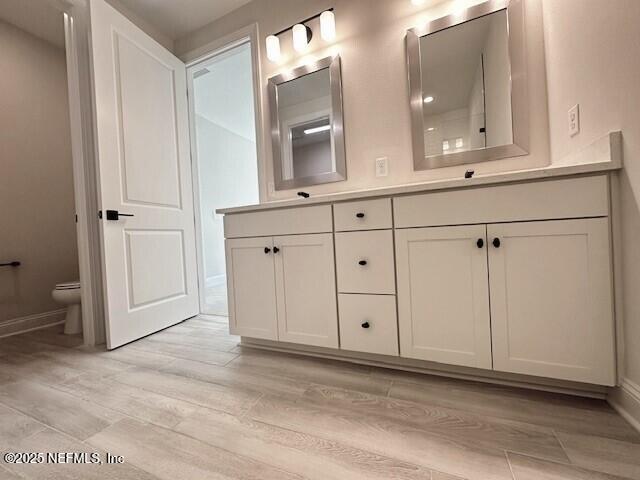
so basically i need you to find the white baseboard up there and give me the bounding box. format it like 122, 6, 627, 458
0, 309, 67, 339
608, 378, 640, 433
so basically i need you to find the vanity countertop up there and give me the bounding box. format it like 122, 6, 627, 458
217, 132, 622, 215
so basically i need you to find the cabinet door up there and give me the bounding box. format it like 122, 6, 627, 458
225, 237, 278, 340
274, 234, 339, 347
488, 218, 615, 385
395, 225, 492, 368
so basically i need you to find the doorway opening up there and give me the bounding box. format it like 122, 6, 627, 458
188, 39, 260, 317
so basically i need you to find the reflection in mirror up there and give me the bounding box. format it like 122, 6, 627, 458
407, 0, 528, 170
268, 55, 346, 190
422, 10, 511, 156
277, 69, 334, 181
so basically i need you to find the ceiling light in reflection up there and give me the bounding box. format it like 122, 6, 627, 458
304, 125, 331, 135
423, 96, 434, 103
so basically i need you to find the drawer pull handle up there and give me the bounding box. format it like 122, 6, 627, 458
361, 321, 370, 329
492, 238, 501, 248
273, 247, 280, 254
358, 260, 367, 266
356, 212, 365, 218
264, 247, 271, 254
477, 238, 484, 248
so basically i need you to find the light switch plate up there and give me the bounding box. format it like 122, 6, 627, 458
568, 104, 580, 137
375, 157, 389, 177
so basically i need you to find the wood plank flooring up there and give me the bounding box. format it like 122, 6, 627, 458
0, 316, 638, 480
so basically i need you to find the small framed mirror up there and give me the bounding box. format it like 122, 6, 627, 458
407, 0, 528, 170
268, 55, 346, 190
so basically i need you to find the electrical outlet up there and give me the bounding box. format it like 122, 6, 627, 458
568, 104, 580, 137
375, 157, 389, 177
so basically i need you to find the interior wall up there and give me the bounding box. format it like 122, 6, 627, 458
541, 0, 640, 388
175, 0, 550, 201
195, 114, 258, 281
0, 20, 78, 324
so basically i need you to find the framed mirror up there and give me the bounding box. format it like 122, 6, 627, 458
407, 0, 528, 170
268, 55, 346, 190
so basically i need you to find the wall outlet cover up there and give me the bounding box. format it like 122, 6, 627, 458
568, 104, 580, 137
375, 157, 389, 177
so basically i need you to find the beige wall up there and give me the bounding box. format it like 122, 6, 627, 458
175, 0, 550, 201
541, 0, 640, 387
0, 20, 78, 323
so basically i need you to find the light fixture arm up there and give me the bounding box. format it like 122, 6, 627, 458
270, 7, 334, 38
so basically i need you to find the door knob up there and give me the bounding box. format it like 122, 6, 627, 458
477, 238, 484, 248
273, 247, 280, 254
264, 247, 271, 254
493, 238, 501, 248
356, 212, 365, 218
358, 260, 367, 266
361, 321, 370, 329
104, 209, 134, 221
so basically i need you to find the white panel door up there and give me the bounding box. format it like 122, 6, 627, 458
274, 234, 339, 348
488, 218, 615, 385
395, 225, 492, 368
89, 0, 198, 348
225, 237, 278, 340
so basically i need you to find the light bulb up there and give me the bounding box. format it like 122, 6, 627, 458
293, 24, 310, 52
320, 10, 336, 41
423, 95, 434, 103
265, 35, 281, 62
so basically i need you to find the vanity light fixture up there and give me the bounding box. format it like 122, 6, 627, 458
266, 8, 336, 62
320, 10, 336, 41
424, 95, 434, 103
293, 23, 312, 52
266, 35, 281, 62
304, 124, 331, 135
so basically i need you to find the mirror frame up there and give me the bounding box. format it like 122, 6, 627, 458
268, 55, 346, 190
407, 0, 528, 171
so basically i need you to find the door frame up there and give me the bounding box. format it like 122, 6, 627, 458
184, 24, 265, 316
62, 0, 105, 346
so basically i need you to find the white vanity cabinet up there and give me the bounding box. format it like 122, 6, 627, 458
221, 173, 618, 387
226, 233, 338, 347
487, 218, 615, 385
393, 175, 616, 385
395, 225, 492, 369
224, 205, 338, 347
225, 237, 279, 340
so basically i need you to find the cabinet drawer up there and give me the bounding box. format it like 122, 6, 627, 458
339, 294, 398, 356
335, 230, 395, 294
334, 198, 392, 231
224, 205, 332, 238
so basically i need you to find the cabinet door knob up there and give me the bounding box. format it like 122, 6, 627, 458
356, 212, 365, 218
493, 238, 501, 248
477, 238, 484, 248
264, 247, 271, 254
361, 321, 370, 329
273, 247, 280, 254
358, 260, 367, 266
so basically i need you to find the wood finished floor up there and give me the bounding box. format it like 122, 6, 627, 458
0, 316, 638, 480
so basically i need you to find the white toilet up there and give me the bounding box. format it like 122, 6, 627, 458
52, 281, 82, 335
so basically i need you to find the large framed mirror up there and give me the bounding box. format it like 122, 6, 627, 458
268, 55, 346, 190
407, 0, 528, 170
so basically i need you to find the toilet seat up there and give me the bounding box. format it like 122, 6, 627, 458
55, 281, 81, 290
